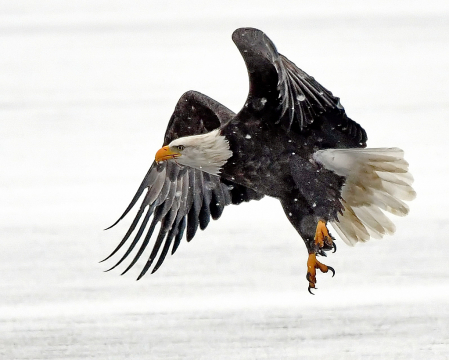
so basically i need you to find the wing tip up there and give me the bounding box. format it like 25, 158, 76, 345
104, 219, 121, 231
232, 27, 260, 42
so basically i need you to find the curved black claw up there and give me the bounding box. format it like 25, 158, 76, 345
308, 286, 315, 295
319, 249, 327, 257
328, 266, 335, 277
306, 272, 313, 283
332, 242, 337, 253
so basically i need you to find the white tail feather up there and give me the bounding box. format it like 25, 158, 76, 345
313, 147, 416, 246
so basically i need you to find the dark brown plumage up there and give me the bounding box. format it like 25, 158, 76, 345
104, 28, 414, 292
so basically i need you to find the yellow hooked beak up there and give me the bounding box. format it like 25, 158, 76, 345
155, 145, 180, 163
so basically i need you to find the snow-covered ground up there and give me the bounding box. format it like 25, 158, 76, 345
1, 1, 449, 359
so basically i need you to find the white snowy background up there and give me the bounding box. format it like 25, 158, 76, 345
1, 1, 449, 359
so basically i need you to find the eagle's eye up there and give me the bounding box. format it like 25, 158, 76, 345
176, 145, 185, 151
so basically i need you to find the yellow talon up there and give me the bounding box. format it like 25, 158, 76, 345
306, 253, 335, 294
314, 219, 334, 249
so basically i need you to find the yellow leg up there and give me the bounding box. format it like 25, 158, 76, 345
306, 253, 335, 294
314, 219, 335, 250
306, 220, 336, 294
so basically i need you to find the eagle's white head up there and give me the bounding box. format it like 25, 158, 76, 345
155, 129, 233, 175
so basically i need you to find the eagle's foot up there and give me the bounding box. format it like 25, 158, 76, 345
314, 219, 336, 254
306, 253, 335, 295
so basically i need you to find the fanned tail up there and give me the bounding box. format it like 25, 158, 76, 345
313, 148, 416, 246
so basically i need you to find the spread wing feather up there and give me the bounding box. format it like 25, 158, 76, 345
104, 91, 263, 278
232, 27, 367, 146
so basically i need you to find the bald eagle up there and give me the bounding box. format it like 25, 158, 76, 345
104, 28, 415, 293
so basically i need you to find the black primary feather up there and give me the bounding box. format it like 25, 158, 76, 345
231, 27, 367, 146
104, 91, 263, 277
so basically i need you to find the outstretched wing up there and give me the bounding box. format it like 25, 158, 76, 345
232, 27, 367, 147
103, 91, 263, 279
